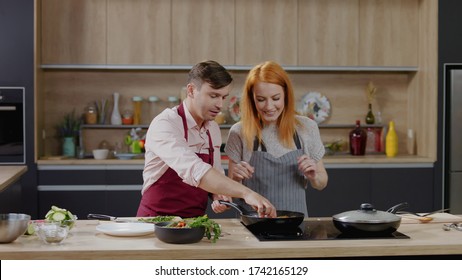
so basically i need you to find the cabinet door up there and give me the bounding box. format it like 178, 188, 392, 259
359, 0, 418, 66
107, 0, 171, 64
235, 0, 297, 66
298, 0, 359, 66
38, 190, 106, 219
41, 0, 106, 64
306, 168, 370, 217
171, 0, 235, 65
370, 168, 435, 212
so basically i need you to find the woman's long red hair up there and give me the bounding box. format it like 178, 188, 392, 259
240, 61, 300, 149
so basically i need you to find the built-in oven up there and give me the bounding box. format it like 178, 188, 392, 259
0, 87, 25, 164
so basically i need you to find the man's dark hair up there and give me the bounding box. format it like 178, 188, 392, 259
188, 60, 233, 89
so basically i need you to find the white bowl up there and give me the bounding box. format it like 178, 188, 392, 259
92, 149, 109, 160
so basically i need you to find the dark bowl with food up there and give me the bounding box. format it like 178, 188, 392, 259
154, 222, 205, 244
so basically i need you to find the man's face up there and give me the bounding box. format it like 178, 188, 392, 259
188, 82, 231, 125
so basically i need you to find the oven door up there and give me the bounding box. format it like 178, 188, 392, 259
0, 87, 25, 164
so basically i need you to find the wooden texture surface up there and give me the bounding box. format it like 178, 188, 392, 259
107, 0, 171, 65
1, 216, 462, 260
0, 166, 27, 192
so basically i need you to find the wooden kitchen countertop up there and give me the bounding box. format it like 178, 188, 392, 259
1, 216, 462, 260
0, 166, 27, 192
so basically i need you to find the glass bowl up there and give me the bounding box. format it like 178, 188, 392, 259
34, 221, 69, 245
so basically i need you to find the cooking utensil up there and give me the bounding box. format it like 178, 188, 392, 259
0, 213, 31, 243
154, 221, 205, 244
396, 208, 450, 217
218, 200, 304, 231
87, 213, 138, 223
332, 202, 408, 236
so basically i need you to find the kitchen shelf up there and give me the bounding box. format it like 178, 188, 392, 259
80, 124, 149, 129
219, 124, 385, 129
40, 64, 419, 72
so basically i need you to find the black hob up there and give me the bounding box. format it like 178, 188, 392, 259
245, 219, 410, 241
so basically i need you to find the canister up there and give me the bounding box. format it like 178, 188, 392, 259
132, 96, 143, 125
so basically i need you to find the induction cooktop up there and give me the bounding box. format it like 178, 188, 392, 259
245, 218, 410, 241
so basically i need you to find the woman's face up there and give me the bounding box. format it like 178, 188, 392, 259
253, 82, 285, 125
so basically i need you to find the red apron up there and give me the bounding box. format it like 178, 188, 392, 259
136, 103, 213, 218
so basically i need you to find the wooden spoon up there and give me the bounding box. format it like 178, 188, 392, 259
403, 216, 434, 223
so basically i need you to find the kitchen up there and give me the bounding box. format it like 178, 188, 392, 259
1, 0, 462, 260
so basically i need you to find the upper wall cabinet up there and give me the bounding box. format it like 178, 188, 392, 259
107, 0, 171, 65
172, 0, 235, 65
359, 0, 419, 66
41, 0, 106, 64
298, 0, 359, 66
235, 0, 298, 66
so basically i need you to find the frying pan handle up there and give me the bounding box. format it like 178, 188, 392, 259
87, 213, 116, 221
218, 200, 247, 215
386, 202, 409, 214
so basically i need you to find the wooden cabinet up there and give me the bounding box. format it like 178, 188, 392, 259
41, 0, 106, 64
298, 0, 359, 66
359, 0, 419, 66
172, 0, 235, 65
107, 0, 171, 65
235, 0, 298, 66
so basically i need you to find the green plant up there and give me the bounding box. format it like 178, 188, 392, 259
57, 110, 82, 138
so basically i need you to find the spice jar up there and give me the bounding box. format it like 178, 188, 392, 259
148, 96, 160, 121
132, 96, 143, 125
84, 105, 97, 124
122, 110, 133, 125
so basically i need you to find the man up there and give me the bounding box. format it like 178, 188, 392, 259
137, 60, 276, 218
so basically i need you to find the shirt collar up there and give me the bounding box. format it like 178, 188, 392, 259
182, 101, 211, 131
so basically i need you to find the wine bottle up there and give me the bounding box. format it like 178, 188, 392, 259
349, 120, 367, 156
386, 121, 398, 157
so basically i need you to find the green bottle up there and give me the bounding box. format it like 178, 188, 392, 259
365, 103, 375, 124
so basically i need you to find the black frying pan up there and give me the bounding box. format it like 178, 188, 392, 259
218, 200, 304, 232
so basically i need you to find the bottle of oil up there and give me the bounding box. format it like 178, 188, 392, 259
386, 120, 398, 157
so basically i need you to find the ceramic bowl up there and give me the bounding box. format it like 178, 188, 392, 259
92, 149, 109, 160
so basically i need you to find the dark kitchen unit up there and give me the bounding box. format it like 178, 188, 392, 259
0, 87, 25, 164
444, 64, 462, 214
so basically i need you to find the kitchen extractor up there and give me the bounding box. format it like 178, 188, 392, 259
444, 65, 462, 214
0, 87, 25, 164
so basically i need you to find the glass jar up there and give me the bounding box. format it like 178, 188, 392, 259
167, 96, 179, 109
132, 96, 143, 125
148, 96, 160, 121
122, 110, 133, 125
84, 105, 97, 124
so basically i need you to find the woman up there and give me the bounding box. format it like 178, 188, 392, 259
225, 61, 328, 216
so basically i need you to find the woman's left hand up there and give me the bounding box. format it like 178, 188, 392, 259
297, 155, 317, 180
211, 194, 232, 213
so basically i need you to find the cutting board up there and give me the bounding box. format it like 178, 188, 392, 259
399, 213, 462, 224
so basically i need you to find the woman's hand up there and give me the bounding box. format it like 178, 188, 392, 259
297, 155, 317, 180
229, 161, 255, 181
297, 155, 328, 190
211, 194, 232, 213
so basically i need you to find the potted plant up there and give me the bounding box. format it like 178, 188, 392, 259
56, 110, 82, 157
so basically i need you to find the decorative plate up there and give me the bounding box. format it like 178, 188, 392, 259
228, 95, 241, 122
299, 92, 331, 124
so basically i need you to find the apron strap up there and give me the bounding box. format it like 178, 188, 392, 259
252, 131, 302, 151
177, 102, 214, 165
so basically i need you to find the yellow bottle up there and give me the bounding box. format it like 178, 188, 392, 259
386, 120, 398, 157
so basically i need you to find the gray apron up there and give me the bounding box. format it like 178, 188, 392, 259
242, 133, 308, 216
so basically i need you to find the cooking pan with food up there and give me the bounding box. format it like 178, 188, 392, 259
332, 202, 408, 236
218, 200, 304, 231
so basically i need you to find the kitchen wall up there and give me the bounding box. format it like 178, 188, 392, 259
40, 70, 411, 156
